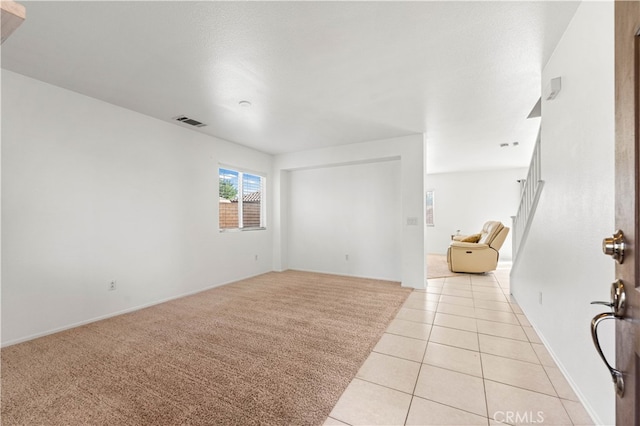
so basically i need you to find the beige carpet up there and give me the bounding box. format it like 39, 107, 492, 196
1, 270, 411, 425
427, 253, 462, 279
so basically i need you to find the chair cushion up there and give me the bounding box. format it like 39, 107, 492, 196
460, 233, 482, 243
478, 221, 504, 244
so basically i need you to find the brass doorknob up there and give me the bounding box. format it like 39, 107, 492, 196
602, 230, 625, 264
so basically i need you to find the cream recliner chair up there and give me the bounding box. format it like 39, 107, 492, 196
447, 221, 510, 273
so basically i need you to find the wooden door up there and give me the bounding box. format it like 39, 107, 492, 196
614, 1, 640, 424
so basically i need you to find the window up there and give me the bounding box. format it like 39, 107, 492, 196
426, 190, 435, 226
219, 167, 265, 230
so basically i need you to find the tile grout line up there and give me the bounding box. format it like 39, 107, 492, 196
410, 395, 492, 424
401, 284, 440, 425
377, 330, 432, 342
350, 377, 415, 397
482, 377, 566, 400
370, 349, 425, 364
475, 273, 494, 426
414, 276, 492, 422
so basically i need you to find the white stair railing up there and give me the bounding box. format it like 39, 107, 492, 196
512, 127, 545, 262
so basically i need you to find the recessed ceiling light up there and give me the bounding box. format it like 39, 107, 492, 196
239, 100, 252, 108
499, 143, 509, 148
513, 141, 520, 146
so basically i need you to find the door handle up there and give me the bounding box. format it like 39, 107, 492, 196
590, 312, 624, 397
590, 279, 626, 317
589, 301, 613, 308
589, 280, 626, 397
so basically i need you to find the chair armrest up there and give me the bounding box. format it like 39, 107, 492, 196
449, 242, 491, 250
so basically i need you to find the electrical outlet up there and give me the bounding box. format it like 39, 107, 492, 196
254, 254, 258, 261
108, 280, 117, 291
345, 254, 349, 261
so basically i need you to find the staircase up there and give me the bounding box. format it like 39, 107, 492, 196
511, 127, 544, 265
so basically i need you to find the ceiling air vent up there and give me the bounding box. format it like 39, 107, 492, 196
173, 115, 207, 128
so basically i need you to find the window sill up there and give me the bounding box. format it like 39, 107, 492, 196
219, 227, 267, 233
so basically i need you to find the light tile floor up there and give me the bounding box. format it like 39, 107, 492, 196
325, 266, 594, 426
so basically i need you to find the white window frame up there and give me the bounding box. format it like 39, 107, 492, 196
219, 165, 266, 232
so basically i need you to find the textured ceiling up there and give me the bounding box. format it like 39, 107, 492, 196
1, 1, 580, 173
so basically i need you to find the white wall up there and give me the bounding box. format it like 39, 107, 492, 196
287, 160, 402, 281
274, 134, 426, 288
425, 168, 527, 259
1, 71, 274, 346
510, 2, 615, 424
